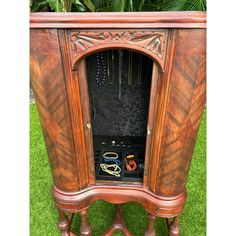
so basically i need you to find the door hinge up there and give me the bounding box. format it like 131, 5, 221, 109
147, 126, 152, 135
86, 123, 92, 130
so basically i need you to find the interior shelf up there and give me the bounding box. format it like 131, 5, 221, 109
94, 135, 145, 182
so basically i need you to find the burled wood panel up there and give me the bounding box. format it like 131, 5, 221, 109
155, 29, 206, 195
30, 29, 80, 192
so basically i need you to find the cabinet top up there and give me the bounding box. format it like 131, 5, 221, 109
30, 11, 206, 29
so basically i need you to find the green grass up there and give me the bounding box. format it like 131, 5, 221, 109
30, 103, 206, 236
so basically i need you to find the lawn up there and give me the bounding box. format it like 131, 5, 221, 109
30, 103, 206, 236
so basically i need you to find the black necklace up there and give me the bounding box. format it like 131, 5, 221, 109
95, 52, 106, 85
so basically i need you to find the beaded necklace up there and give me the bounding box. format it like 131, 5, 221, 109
95, 52, 106, 85
100, 164, 121, 177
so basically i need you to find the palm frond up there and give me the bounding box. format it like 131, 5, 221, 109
181, 0, 206, 11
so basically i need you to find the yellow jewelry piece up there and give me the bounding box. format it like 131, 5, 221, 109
100, 164, 121, 177
126, 154, 135, 159
103, 151, 118, 160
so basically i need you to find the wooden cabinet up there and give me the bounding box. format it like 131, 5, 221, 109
30, 12, 206, 236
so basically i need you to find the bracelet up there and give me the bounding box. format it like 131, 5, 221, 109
103, 159, 121, 165
103, 152, 118, 160
100, 164, 121, 177
125, 159, 137, 172
126, 154, 135, 159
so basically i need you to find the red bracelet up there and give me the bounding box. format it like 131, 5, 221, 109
125, 159, 137, 171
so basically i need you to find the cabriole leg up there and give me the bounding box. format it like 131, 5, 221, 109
167, 215, 180, 236
58, 209, 70, 236
145, 214, 156, 236
79, 208, 92, 236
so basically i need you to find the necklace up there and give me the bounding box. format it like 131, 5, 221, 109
95, 52, 106, 85
109, 50, 115, 84
100, 164, 121, 177
137, 54, 143, 85
118, 50, 123, 100
128, 51, 133, 86
107, 51, 110, 83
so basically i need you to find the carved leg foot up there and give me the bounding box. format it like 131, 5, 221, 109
79, 209, 92, 236
166, 215, 180, 236
145, 214, 156, 236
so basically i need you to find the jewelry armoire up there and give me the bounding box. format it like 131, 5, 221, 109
30, 12, 206, 236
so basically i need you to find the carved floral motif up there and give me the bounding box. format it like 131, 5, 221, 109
69, 30, 168, 69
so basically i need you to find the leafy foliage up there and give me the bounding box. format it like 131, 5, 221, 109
145, 0, 206, 11
30, 0, 207, 12
112, 0, 126, 12
48, 0, 63, 11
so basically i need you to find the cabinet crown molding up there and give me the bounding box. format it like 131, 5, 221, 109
30, 11, 206, 29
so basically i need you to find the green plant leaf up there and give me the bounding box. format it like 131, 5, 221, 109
156, 0, 206, 11
48, 0, 62, 11
64, 0, 73, 11
181, 0, 206, 11
31, 0, 207, 12
30, 0, 48, 12
112, 0, 125, 12
138, 0, 145, 11
81, 0, 95, 11
127, 0, 134, 11
131, 0, 146, 11
72, 0, 86, 11
48, 0, 72, 12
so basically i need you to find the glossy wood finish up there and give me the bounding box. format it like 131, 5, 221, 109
30, 12, 206, 29
30, 29, 80, 192
145, 214, 156, 236
52, 185, 187, 217
79, 208, 92, 236
154, 29, 206, 196
30, 12, 206, 235
167, 216, 181, 236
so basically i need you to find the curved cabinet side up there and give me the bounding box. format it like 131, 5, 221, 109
30, 29, 80, 192
155, 29, 206, 196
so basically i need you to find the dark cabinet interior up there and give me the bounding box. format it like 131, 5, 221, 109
86, 50, 153, 183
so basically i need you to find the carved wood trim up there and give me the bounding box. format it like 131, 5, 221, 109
67, 30, 169, 71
